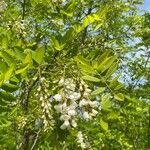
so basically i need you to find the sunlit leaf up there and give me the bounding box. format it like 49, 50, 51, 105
100, 119, 108, 131
82, 75, 100, 82
32, 47, 45, 64
114, 93, 124, 101
91, 87, 105, 96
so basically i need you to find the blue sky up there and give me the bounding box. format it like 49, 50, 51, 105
141, 0, 150, 11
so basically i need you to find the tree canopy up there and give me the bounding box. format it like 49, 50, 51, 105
0, 0, 149, 149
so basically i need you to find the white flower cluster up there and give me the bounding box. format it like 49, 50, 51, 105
53, 78, 99, 130
77, 131, 89, 149
7, 20, 27, 37
0, 1, 7, 13
53, 78, 79, 130
36, 77, 54, 130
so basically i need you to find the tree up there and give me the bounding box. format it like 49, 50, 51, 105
0, 0, 149, 149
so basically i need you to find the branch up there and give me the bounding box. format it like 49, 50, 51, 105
31, 130, 40, 150
22, 0, 26, 20
21, 77, 39, 114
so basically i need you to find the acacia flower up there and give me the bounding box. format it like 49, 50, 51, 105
53, 94, 62, 101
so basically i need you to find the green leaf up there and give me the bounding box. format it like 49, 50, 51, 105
100, 119, 108, 131
75, 55, 90, 65
1, 36, 9, 49
0, 73, 4, 86
14, 47, 25, 61
62, 28, 75, 43
83, 15, 95, 28
75, 55, 96, 74
4, 65, 15, 80
100, 94, 111, 111
61, 0, 75, 17
82, 75, 100, 82
107, 111, 120, 120
92, 51, 110, 69
0, 91, 16, 102
61, 10, 73, 17
51, 37, 65, 51
73, 24, 82, 33
1, 83, 19, 92
1, 51, 15, 65
114, 93, 124, 101
78, 63, 95, 75
0, 61, 8, 73
105, 62, 118, 78
15, 63, 30, 74
32, 47, 45, 64
97, 56, 117, 73
109, 74, 122, 90
23, 51, 32, 64
91, 87, 105, 96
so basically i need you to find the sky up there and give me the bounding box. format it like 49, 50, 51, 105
141, 0, 150, 11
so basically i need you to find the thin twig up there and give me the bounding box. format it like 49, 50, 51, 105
31, 130, 41, 150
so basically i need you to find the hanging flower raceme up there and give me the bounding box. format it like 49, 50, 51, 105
35, 77, 54, 130
52, 78, 100, 130
76, 131, 90, 149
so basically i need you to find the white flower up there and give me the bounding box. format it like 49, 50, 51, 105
41, 101, 45, 107
83, 111, 90, 120
64, 78, 73, 85
68, 94, 75, 100
40, 96, 44, 101
47, 102, 51, 107
77, 131, 88, 149
70, 83, 76, 89
60, 120, 70, 130
67, 91, 81, 100
79, 85, 83, 91
37, 86, 41, 91
44, 95, 48, 99
53, 94, 62, 101
89, 101, 98, 108
60, 115, 70, 121
77, 131, 83, 141
40, 77, 45, 82
54, 104, 62, 113
73, 92, 81, 100
44, 89, 48, 93
71, 120, 77, 127
80, 143, 86, 149
68, 109, 76, 116
81, 80, 86, 85
79, 99, 88, 107
98, 105, 102, 111
85, 88, 92, 93
91, 109, 98, 116
66, 83, 76, 91
62, 102, 67, 109
70, 101, 78, 107
59, 78, 64, 85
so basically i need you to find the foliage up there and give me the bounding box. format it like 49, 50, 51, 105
0, 0, 149, 149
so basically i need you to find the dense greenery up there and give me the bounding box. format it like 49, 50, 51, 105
0, 0, 149, 149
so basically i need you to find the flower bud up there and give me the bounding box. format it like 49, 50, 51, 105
60, 115, 70, 121
68, 109, 76, 116
60, 120, 70, 130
